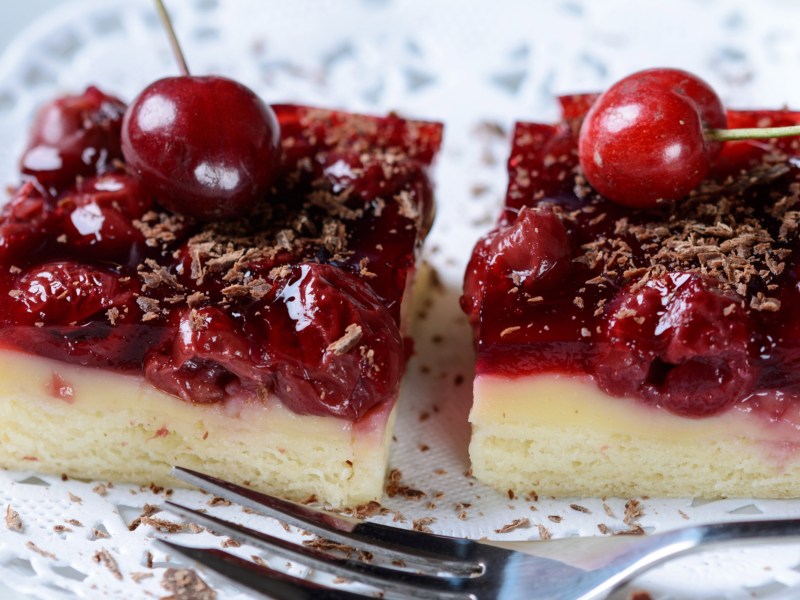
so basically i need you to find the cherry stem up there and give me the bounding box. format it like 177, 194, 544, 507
705, 124, 800, 142
154, 0, 190, 77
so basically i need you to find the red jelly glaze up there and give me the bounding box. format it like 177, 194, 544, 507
0, 92, 442, 421
463, 94, 800, 418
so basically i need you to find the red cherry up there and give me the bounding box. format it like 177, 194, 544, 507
71, 174, 153, 219
578, 68, 726, 208
6, 261, 135, 326
121, 76, 280, 221
144, 306, 256, 404
461, 207, 571, 327
58, 175, 152, 263
255, 263, 403, 419
595, 272, 755, 417
0, 182, 55, 261
20, 86, 126, 193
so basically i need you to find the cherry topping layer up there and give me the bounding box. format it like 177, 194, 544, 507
1, 91, 442, 420
463, 94, 800, 418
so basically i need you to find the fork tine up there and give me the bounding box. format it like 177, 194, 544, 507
157, 540, 365, 600
172, 466, 481, 577
164, 500, 472, 599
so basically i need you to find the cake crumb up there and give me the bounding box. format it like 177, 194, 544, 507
326, 324, 363, 355
570, 503, 591, 514
130, 572, 153, 583
500, 326, 521, 337
68, 492, 82, 504
161, 568, 217, 600
5, 505, 23, 532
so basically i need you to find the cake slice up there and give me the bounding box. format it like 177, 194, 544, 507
0, 89, 442, 507
462, 94, 800, 498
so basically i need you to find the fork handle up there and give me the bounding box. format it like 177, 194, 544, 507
583, 518, 800, 599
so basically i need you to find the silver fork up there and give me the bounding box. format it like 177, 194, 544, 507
159, 466, 800, 599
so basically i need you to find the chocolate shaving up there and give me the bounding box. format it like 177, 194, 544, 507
136, 296, 161, 322
537, 524, 552, 540
105, 307, 120, 326
572, 159, 798, 311
140, 516, 192, 533
93, 549, 123, 580
385, 469, 426, 500
624, 499, 644, 525
412, 517, 437, 533
395, 190, 420, 221
133, 211, 183, 247
26, 541, 56, 560
494, 518, 531, 533
5, 505, 22, 532
327, 324, 363, 355
161, 568, 217, 600
138, 258, 183, 291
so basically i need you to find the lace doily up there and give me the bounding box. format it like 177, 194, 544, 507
2, 0, 800, 598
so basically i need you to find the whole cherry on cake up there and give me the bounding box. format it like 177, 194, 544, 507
121, 0, 280, 221
578, 68, 800, 207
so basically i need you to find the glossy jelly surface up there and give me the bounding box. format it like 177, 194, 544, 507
463, 95, 800, 418
1, 89, 442, 420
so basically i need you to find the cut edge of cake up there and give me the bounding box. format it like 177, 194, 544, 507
0, 347, 397, 506
470, 373, 800, 499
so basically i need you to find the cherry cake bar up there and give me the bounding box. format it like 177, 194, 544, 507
463, 95, 800, 498
0, 88, 441, 506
